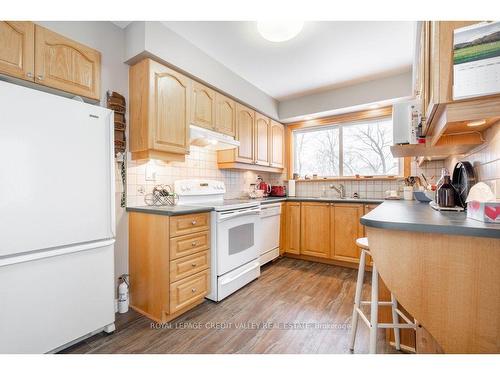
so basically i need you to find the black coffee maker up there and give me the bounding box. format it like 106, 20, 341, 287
436, 161, 476, 208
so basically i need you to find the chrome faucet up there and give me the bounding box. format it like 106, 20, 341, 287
330, 184, 345, 199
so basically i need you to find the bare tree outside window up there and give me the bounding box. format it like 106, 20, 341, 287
293, 127, 340, 177
293, 117, 398, 177
343, 119, 398, 175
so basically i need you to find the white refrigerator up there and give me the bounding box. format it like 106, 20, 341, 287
0, 81, 116, 353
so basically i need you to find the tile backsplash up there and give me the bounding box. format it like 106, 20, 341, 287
447, 123, 500, 197
126, 146, 282, 207
125, 124, 500, 206
292, 179, 403, 199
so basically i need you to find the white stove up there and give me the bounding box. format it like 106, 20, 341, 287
175, 180, 261, 301
175, 180, 259, 211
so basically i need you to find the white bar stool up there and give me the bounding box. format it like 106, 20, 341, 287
349, 237, 416, 354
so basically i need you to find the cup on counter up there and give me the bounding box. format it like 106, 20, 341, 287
403, 186, 414, 200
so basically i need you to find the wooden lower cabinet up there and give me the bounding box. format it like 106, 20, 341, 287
170, 269, 210, 313
282, 201, 369, 266
129, 211, 211, 322
300, 202, 331, 258
331, 204, 364, 263
284, 202, 301, 254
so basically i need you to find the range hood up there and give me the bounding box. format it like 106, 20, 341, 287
190, 125, 240, 150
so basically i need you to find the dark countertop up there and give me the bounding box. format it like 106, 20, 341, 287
286, 197, 384, 204
255, 197, 383, 204
126, 205, 213, 216
361, 200, 500, 239
126, 196, 384, 216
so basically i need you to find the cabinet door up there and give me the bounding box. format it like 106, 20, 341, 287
332, 204, 364, 263
235, 103, 255, 163
215, 93, 236, 136
301, 203, 331, 258
151, 61, 191, 155
270, 120, 284, 168
284, 202, 301, 254
254, 112, 270, 166
34, 25, 101, 100
191, 81, 215, 130
0, 21, 34, 81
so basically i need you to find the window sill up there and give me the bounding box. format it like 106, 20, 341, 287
292, 176, 403, 182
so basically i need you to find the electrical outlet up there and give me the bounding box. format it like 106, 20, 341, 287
145, 165, 157, 181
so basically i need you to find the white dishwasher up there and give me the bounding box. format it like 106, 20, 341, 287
259, 203, 282, 266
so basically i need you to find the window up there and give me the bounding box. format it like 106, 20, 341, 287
293, 117, 399, 177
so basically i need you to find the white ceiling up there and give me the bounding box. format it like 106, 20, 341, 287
162, 21, 416, 100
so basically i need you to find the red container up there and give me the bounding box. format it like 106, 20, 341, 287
270, 185, 286, 197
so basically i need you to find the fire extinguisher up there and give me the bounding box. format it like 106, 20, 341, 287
118, 274, 129, 314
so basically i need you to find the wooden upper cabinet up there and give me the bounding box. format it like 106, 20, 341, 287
235, 103, 255, 163
301, 202, 331, 258
332, 204, 364, 263
0, 21, 34, 81
284, 202, 301, 255
152, 61, 191, 155
215, 93, 236, 136
254, 112, 270, 166
270, 120, 284, 168
191, 81, 215, 130
129, 58, 190, 161
34, 25, 101, 100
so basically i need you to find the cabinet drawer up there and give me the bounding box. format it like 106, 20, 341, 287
170, 251, 209, 283
170, 269, 210, 313
170, 231, 210, 260
169, 213, 210, 237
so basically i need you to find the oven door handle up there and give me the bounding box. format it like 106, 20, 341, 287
217, 208, 261, 222
219, 262, 260, 285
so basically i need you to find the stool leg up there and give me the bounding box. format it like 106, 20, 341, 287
391, 293, 401, 350
369, 264, 378, 354
349, 249, 367, 351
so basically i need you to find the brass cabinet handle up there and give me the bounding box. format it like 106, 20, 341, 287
191, 241, 197, 247
191, 288, 197, 293
191, 220, 197, 225
191, 263, 197, 267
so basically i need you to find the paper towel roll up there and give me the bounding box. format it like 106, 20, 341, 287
288, 180, 296, 197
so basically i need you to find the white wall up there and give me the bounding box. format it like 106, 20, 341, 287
278, 71, 413, 122
124, 21, 279, 120
37, 21, 130, 291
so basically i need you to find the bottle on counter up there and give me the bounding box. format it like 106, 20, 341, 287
436, 168, 455, 208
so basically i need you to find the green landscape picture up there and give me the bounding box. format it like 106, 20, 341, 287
454, 23, 500, 65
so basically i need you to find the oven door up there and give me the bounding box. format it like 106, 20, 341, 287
216, 207, 261, 276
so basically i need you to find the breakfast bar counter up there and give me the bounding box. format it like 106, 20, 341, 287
361, 200, 500, 238
362, 200, 500, 353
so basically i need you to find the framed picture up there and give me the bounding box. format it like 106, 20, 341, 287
453, 21, 500, 100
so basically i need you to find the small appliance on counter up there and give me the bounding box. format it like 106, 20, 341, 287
270, 185, 286, 197
430, 162, 477, 212
256, 175, 271, 197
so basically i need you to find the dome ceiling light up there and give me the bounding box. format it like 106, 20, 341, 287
257, 21, 304, 42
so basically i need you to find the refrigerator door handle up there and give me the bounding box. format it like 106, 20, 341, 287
0, 239, 116, 267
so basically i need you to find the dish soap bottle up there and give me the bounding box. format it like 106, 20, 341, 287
436, 168, 455, 208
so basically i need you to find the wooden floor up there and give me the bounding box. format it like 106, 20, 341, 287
61, 257, 401, 354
